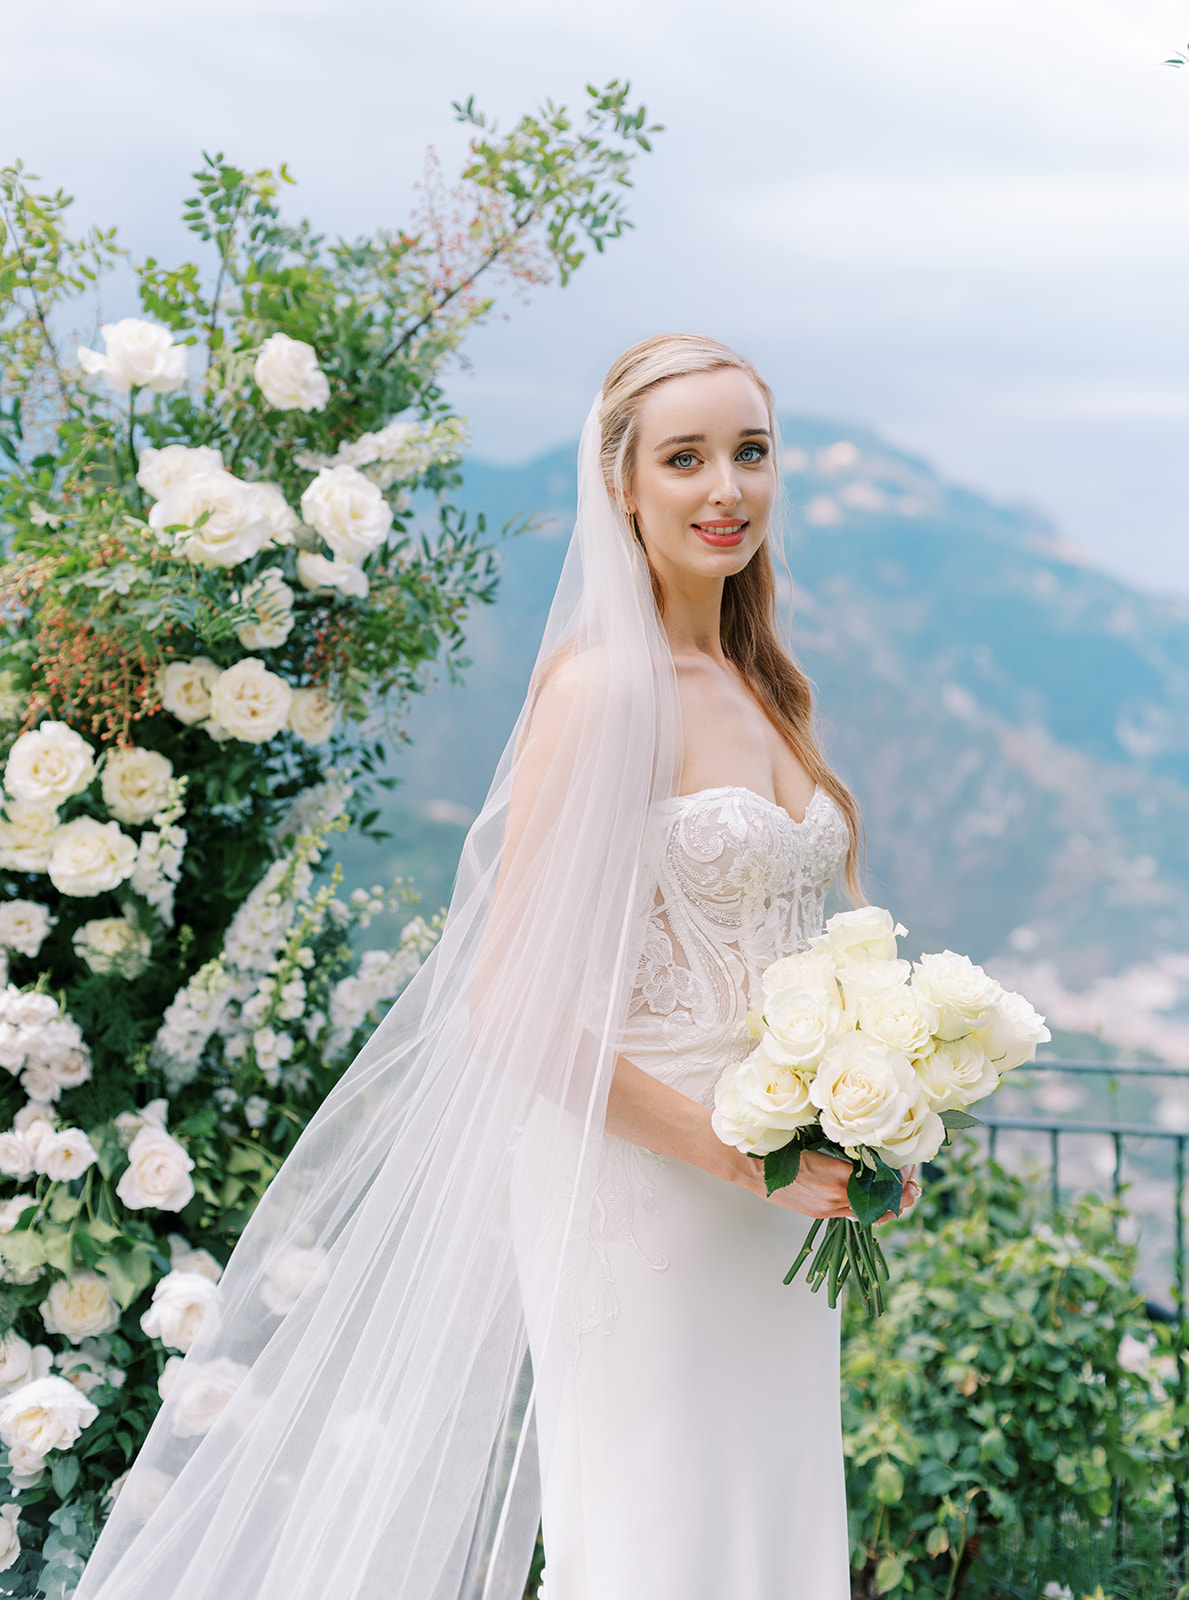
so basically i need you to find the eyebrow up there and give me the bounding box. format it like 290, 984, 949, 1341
653, 427, 772, 451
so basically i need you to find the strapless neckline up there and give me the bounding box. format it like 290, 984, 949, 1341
670, 783, 824, 830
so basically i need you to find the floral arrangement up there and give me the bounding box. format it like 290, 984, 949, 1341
711, 907, 1051, 1315
0, 81, 657, 1597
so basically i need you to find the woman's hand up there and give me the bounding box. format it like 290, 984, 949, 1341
875, 1163, 921, 1225
733, 1148, 856, 1218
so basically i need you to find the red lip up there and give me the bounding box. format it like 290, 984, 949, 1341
693, 520, 748, 548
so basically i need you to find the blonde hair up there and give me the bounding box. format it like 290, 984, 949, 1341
598, 333, 863, 899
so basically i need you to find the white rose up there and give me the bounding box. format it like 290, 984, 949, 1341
0, 1196, 37, 1232
111, 1464, 174, 1521
0, 902, 53, 959
140, 1271, 217, 1353
0, 1134, 34, 1180
100, 745, 174, 825
159, 658, 220, 726
4, 723, 95, 806
6, 1441, 45, 1491
0, 802, 59, 873
857, 986, 939, 1059
236, 570, 295, 651
116, 1125, 194, 1211
209, 659, 293, 744
136, 444, 224, 501
259, 1245, 328, 1316
72, 916, 152, 979
760, 986, 843, 1072
295, 550, 369, 598
18, 1064, 59, 1104
40, 1271, 119, 1343
48, 817, 137, 897
149, 469, 273, 567
914, 1036, 999, 1112
56, 1339, 124, 1395
0, 1375, 99, 1454
760, 949, 837, 1002
248, 483, 298, 548
168, 1356, 249, 1438
835, 958, 912, 1013
0, 1503, 19, 1573
300, 465, 391, 563
913, 952, 1003, 1041
811, 905, 907, 967
112, 1099, 168, 1149
0, 1335, 51, 1394
34, 1127, 98, 1182
974, 988, 1051, 1074
167, 1234, 223, 1283
711, 1045, 818, 1157
254, 332, 331, 412
77, 318, 186, 394
286, 686, 337, 746
157, 1354, 184, 1400
46, 1051, 91, 1095
808, 1033, 919, 1148
875, 1090, 946, 1170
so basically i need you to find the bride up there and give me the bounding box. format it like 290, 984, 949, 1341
77, 334, 914, 1600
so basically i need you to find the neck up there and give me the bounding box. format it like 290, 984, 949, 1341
650, 554, 728, 662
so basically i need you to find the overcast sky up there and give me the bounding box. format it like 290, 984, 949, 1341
6, 0, 1189, 593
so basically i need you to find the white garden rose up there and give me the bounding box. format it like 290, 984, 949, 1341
254, 332, 331, 412
812, 905, 907, 967
0, 1334, 51, 1394
33, 1127, 98, 1182
857, 986, 939, 1059
101, 745, 174, 825
77, 318, 186, 394
0, 802, 59, 872
18, 1065, 59, 1104
0, 1375, 99, 1455
159, 657, 220, 726
760, 986, 844, 1071
111, 1464, 174, 1521
236, 569, 295, 650
6, 1441, 46, 1491
0, 1134, 34, 1180
157, 1354, 184, 1401
295, 550, 369, 598
44, 1050, 91, 1096
168, 1357, 249, 1438
0, 901, 53, 959
300, 465, 392, 562
835, 958, 912, 1013
116, 1124, 195, 1211
875, 1089, 946, 1170
0, 1503, 19, 1573
209, 659, 293, 744
287, 686, 337, 746
914, 1036, 999, 1112
808, 1033, 919, 1148
72, 916, 152, 978
912, 952, 1003, 1041
113, 1098, 168, 1148
974, 988, 1051, 1074
136, 444, 224, 500
167, 1234, 223, 1283
47, 817, 137, 897
140, 1270, 217, 1353
711, 1044, 818, 1157
40, 1271, 120, 1343
149, 469, 273, 567
4, 722, 95, 806
260, 1245, 329, 1315
56, 1338, 125, 1395
0, 1195, 37, 1233
760, 949, 838, 1003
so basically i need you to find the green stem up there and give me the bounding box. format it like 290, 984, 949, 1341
128, 385, 141, 501
784, 1217, 823, 1286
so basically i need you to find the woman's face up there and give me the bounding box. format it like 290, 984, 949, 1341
627, 367, 776, 585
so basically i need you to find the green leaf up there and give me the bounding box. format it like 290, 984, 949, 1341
874, 1553, 905, 1592
762, 1142, 802, 1195
847, 1157, 901, 1227
939, 1109, 982, 1130
50, 1454, 81, 1499
97, 1246, 154, 1309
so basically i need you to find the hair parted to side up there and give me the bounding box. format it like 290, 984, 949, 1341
598, 332, 864, 900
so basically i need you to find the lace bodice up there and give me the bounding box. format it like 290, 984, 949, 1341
620, 785, 849, 1108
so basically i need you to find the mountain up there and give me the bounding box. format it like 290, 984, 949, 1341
351, 419, 1189, 1062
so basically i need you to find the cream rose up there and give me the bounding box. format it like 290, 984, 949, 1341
711, 1044, 818, 1157
875, 1090, 946, 1169
808, 1033, 919, 1148
209, 659, 293, 744
0, 1375, 99, 1455
260, 1245, 329, 1315
857, 986, 939, 1058
72, 917, 152, 978
914, 1036, 999, 1112
0, 902, 53, 959
0, 802, 59, 873
40, 1272, 120, 1343
77, 318, 186, 394
0, 1503, 19, 1573
295, 550, 369, 598
0, 1134, 34, 1180
167, 1234, 223, 1283
912, 952, 1003, 1041
249, 483, 299, 548
0, 1335, 51, 1394
835, 958, 912, 1013
974, 989, 1051, 1074
136, 444, 224, 500
286, 686, 337, 746
149, 470, 273, 567
236, 570, 295, 651
6, 1441, 46, 1491
4, 723, 95, 806
159, 657, 220, 726
812, 905, 907, 967
116, 1124, 195, 1211
56, 1338, 125, 1395
760, 949, 838, 1002
140, 1270, 217, 1353
760, 986, 844, 1071
168, 1357, 249, 1438
157, 1354, 184, 1401
33, 1127, 98, 1182
300, 465, 391, 563
254, 333, 331, 412
110, 1464, 174, 1521
100, 745, 174, 825
47, 817, 137, 897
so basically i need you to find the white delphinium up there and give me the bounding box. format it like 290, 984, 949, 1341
235, 569, 295, 651
254, 332, 331, 412
0, 902, 53, 960
4, 722, 95, 807
0, 989, 92, 1101
0, 801, 59, 873
299, 465, 391, 563
296, 414, 466, 490
151, 959, 231, 1091
136, 444, 224, 500
100, 745, 174, 826
47, 817, 137, 897
130, 824, 187, 924
77, 318, 187, 393
252, 1027, 294, 1086
243, 1095, 269, 1130
325, 940, 424, 1060
275, 777, 352, 842
73, 913, 152, 978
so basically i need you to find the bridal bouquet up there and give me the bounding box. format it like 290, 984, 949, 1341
711, 907, 1050, 1316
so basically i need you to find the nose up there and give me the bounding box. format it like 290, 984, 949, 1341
707, 459, 742, 510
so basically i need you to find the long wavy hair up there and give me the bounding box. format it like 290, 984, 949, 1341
598, 332, 863, 900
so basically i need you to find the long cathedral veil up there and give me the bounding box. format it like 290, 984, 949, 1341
76, 399, 684, 1600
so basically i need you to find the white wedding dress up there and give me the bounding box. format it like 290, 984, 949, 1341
535, 784, 853, 1600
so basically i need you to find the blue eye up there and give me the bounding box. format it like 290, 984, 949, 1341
737, 443, 766, 463
669, 451, 698, 469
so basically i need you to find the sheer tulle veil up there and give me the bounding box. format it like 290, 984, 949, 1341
77, 398, 684, 1600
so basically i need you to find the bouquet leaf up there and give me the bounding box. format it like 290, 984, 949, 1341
939, 1108, 983, 1130
846, 1155, 902, 1228
762, 1141, 802, 1196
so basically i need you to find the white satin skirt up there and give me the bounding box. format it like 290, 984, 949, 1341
530, 1141, 851, 1600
